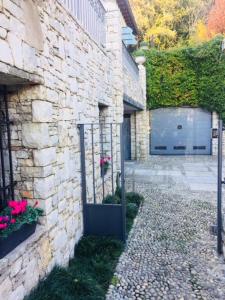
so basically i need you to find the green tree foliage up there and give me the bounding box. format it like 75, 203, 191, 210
130, 0, 213, 49
145, 36, 225, 120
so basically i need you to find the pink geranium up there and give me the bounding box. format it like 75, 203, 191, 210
8, 200, 27, 216
100, 156, 111, 166
0, 223, 8, 230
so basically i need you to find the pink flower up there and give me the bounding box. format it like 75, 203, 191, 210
0, 223, 7, 230
33, 201, 39, 208
8, 200, 28, 215
100, 158, 105, 166
10, 219, 16, 224
8, 201, 17, 208
12, 209, 20, 215
0, 216, 9, 222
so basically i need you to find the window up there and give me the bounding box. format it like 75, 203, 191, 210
0, 86, 14, 210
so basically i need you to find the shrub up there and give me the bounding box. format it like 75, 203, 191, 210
126, 192, 144, 207
126, 203, 139, 219
146, 36, 225, 121
26, 237, 124, 300
102, 195, 121, 205
115, 186, 122, 199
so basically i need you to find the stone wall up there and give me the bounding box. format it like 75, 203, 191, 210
212, 112, 225, 156
123, 61, 144, 107
0, 0, 148, 299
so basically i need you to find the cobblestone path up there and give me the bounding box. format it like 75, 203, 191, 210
107, 157, 225, 300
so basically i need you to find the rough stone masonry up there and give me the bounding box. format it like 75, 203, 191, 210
0, 0, 148, 299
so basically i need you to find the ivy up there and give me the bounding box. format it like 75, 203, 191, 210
145, 36, 225, 121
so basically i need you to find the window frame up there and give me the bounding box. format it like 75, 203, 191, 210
0, 86, 15, 211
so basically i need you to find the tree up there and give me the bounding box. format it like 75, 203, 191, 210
190, 20, 210, 43
207, 0, 225, 36
130, 0, 213, 49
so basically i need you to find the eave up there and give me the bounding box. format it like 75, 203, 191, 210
117, 0, 139, 35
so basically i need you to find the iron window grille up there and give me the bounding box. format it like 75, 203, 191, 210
0, 86, 15, 211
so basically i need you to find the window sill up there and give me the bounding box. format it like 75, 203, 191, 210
0, 224, 45, 263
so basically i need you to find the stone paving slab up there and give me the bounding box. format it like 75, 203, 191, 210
107, 156, 225, 300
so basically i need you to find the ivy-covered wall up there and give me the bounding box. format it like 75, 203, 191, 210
145, 36, 225, 120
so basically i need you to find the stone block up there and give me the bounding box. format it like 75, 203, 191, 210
9, 15, 25, 38
32, 101, 53, 122
24, 259, 39, 291
38, 197, 53, 214
34, 175, 55, 199
58, 198, 67, 213
9, 286, 25, 300
0, 13, 9, 29
22, 123, 50, 149
22, 42, 37, 73
21, 165, 53, 178
53, 230, 67, 251
39, 237, 52, 274
34, 147, 56, 167
46, 209, 58, 228
0, 26, 6, 38
0, 277, 12, 299
3, 0, 22, 18
10, 257, 22, 277
8, 32, 23, 68
0, 38, 13, 64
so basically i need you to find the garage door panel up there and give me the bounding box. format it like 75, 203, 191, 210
151, 108, 211, 155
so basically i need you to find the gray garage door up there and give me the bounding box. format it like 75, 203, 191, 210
150, 108, 212, 155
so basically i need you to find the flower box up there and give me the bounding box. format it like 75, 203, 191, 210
0, 222, 36, 258
0, 200, 43, 258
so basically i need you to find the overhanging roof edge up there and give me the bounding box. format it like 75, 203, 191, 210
123, 94, 144, 111
117, 0, 139, 35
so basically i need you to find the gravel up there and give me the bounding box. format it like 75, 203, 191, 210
107, 181, 225, 300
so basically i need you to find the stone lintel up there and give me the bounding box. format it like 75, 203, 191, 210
0, 61, 43, 87
123, 94, 144, 112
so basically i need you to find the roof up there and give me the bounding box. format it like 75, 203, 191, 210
117, 0, 138, 35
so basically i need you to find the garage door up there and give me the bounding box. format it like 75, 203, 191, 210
150, 108, 212, 155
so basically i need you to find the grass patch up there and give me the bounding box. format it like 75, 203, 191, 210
25, 191, 143, 300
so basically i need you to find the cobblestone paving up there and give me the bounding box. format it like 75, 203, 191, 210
107, 157, 225, 300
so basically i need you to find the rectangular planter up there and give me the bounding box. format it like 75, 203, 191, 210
0, 223, 37, 259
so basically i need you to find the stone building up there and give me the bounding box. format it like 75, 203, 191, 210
0, 0, 149, 298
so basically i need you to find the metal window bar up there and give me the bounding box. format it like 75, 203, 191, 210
110, 123, 114, 195
100, 122, 105, 200
59, 0, 106, 47
0, 86, 14, 211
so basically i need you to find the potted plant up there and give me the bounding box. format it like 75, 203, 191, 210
0, 200, 43, 258
100, 156, 111, 177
